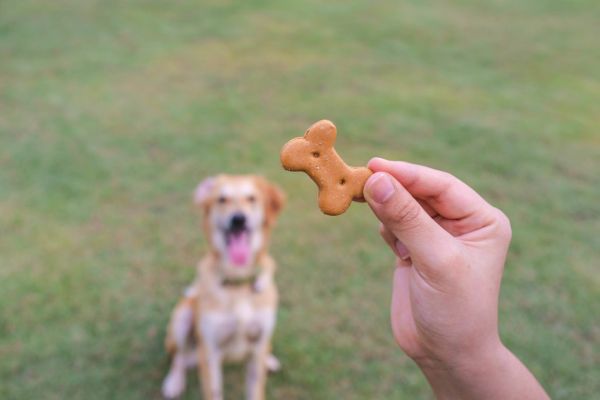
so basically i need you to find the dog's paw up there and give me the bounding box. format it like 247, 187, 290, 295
162, 370, 186, 399
266, 354, 282, 373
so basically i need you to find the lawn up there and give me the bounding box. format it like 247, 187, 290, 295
0, 0, 598, 399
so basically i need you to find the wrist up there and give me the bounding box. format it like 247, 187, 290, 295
417, 339, 510, 399
417, 342, 549, 400
416, 334, 505, 372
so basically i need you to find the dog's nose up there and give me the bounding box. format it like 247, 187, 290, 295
230, 213, 246, 230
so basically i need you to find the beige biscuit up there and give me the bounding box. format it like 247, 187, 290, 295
280, 120, 373, 216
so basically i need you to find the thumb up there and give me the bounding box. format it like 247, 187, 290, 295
364, 172, 460, 275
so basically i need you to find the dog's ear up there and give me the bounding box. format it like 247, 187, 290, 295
255, 177, 286, 226
267, 182, 286, 222
194, 176, 216, 207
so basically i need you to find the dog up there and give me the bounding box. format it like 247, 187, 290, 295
162, 174, 285, 400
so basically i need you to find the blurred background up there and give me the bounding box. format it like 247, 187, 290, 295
1, 0, 598, 399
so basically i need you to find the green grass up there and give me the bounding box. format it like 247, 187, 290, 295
1, 0, 599, 398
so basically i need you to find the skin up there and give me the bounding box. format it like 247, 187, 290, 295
363, 157, 549, 400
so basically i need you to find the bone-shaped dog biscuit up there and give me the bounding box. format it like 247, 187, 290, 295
280, 120, 373, 216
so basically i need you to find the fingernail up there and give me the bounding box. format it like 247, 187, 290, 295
367, 173, 395, 204
395, 240, 410, 260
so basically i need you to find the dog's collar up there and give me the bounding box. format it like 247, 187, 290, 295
221, 273, 258, 287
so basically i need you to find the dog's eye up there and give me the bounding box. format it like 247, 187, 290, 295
247, 195, 256, 203
218, 196, 228, 204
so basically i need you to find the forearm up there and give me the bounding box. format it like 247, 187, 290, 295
419, 343, 549, 400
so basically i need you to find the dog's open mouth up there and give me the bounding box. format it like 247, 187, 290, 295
225, 229, 251, 267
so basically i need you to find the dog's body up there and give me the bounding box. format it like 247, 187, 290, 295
162, 175, 285, 400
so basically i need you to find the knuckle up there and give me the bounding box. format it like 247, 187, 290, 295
390, 198, 422, 229
438, 171, 458, 189
439, 171, 456, 183
493, 207, 512, 242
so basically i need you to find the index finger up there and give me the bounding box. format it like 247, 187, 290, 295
367, 157, 492, 220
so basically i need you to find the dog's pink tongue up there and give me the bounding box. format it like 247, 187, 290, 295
228, 232, 250, 267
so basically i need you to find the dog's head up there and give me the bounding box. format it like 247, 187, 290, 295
194, 175, 285, 272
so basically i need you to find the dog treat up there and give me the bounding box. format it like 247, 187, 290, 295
280, 120, 373, 216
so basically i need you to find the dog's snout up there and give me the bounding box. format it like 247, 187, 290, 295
230, 213, 246, 230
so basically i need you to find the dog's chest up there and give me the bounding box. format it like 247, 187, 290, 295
200, 298, 276, 362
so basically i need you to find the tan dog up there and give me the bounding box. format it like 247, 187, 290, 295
162, 175, 285, 400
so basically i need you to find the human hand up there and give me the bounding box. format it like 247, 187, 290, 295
363, 158, 548, 399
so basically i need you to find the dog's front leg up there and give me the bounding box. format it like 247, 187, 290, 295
198, 345, 223, 400
245, 308, 276, 400
198, 314, 228, 400
245, 344, 269, 400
